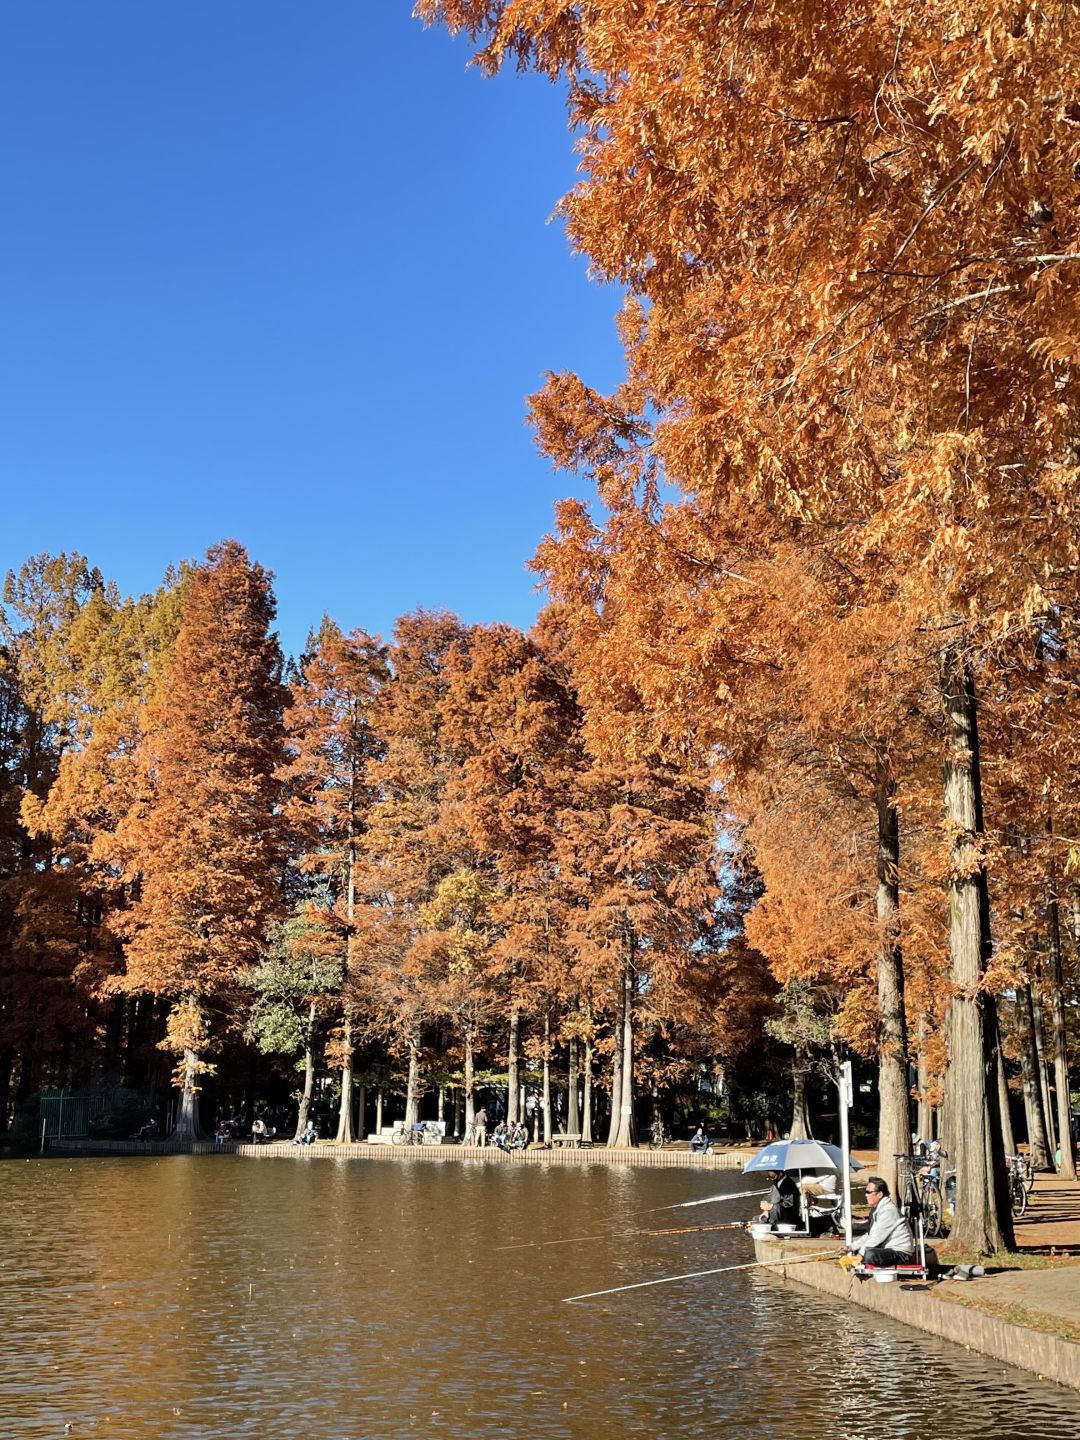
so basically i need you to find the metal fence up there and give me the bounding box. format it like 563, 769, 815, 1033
38, 1090, 93, 1141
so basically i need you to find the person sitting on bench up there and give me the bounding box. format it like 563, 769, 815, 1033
849, 1176, 915, 1266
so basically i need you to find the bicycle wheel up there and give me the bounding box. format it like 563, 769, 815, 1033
927, 1180, 944, 1238
391, 1127, 407, 1146
1011, 1178, 1027, 1218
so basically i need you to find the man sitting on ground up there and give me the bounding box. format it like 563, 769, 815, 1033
850, 1176, 915, 1266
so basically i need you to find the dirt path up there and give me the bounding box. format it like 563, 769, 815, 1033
1014, 1174, 1080, 1255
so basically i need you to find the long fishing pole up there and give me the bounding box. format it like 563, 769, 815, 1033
563, 1249, 840, 1304
495, 1186, 769, 1251
494, 1220, 750, 1253
647, 1186, 768, 1212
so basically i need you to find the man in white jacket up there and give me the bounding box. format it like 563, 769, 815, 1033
850, 1176, 915, 1266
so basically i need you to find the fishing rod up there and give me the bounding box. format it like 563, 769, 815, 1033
563, 1249, 840, 1304
495, 1186, 769, 1252
647, 1186, 768, 1212
494, 1219, 751, 1253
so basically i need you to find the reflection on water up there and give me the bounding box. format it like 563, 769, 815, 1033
2, 1156, 1078, 1438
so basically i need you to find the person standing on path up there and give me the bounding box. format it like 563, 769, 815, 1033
473, 1107, 488, 1147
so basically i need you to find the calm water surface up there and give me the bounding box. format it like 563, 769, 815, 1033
2, 1155, 1079, 1439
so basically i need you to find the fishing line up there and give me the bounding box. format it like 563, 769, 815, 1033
496, 1187, 769, 1251
563, 1249, 840, 1304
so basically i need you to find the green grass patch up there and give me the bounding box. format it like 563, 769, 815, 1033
935, 1247, 1078, 1271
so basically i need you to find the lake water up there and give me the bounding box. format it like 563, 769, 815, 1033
3, 1155, 1079, 1439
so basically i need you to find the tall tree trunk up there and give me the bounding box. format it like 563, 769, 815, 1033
1017, 983, 1052, 1168
542, 1011, 552, 1144
453, 1086, 462, 1138
1030, 985, 1057, 1163
376, 1088, 384, 1135
0, 1045, 11, 1130
1045, 865, 1077, 1178
940, 647, 1013, 1251
582, 1036, 593, 1144
102, 996, 125, 1078
121, 998, 140, 1088
173, 1049, 203, 1139
789, 1057, 812, 1140
335, 1015, 356, 1143
610, 950, 637, 1148
464, 1019, 475, 1132
507, 1005, 520, 1125
915, 1032, 934, 1143
404, 1030, 421, 1126
567, 1034, 580, 1135
244, 1047, 256, 1131
357, 1083, 367, 1140
294, 1000, 317, 1140
994, 1014, 1016, 1158
606, 971, 626, 1147
875, 765, 909, 1195
169, 996, 207, 1141
337, 815, 358, 1142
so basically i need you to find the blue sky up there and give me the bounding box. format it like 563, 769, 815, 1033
0, 3, 623, 658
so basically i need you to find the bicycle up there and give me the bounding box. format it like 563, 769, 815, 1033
650, 1118, 667, 1150
896, 1149, 947, 1240
1016, 1150, 1036, 1195
1006, 1154, 1030, 1218
916, 1148, 947, 1237
391, 1120, 439, 1146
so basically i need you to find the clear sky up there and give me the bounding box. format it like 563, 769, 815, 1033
0, 2, 623, 658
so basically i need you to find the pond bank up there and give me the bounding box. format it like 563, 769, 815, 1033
752, 1233, 1080, 1392
54, 1136, 745, 1169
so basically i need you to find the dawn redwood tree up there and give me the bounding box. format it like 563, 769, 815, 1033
0, 555, 125, 1099
361, 611, 469, 1126
282, 618, 387, 1141
442, 617, 584, 1127
245, 910, 343, 1139
417, 868, 503, 1130
16, 573, 190, 1084
113, 541, 288, 1138
536, 487, 928, 1187
555, 750, 719, 1149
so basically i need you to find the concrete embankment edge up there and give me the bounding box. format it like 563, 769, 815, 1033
52, 1137, 745, 1170
754, 1238, 1080, 1392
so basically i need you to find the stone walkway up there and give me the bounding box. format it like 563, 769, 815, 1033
1014, 1173, 1080, 1255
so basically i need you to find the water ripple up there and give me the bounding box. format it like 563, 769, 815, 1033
2, 1155, 1078, 1439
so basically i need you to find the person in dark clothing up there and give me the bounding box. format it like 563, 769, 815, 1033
758, 1169, 801, 1227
